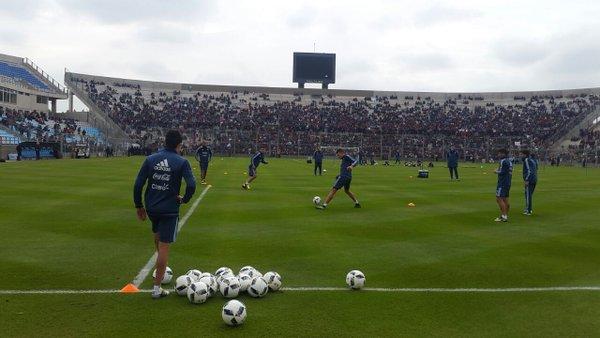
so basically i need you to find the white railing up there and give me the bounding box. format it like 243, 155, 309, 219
0, 135, 20, 145
22, 57, 67, 94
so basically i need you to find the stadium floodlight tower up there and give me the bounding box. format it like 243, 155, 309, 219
293, 52, 336, 89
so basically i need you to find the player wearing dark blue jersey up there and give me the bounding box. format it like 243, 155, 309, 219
316, 148, 360, 209
446, 146, 460, 180
313, 148, 324, 176
494, 149, 513, 222
521, 150, 538, 215
242, 147, 268, 190
133, 130, 196, 299
194, 141, 212, 185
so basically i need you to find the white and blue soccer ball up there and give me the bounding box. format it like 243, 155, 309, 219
313, 196, 321, 205
199, 275, 218, 297
240, 268, 262, 279
263, 271, 282, 291
238, 266, 255, 276
222, 300, 247, 326
215, 267, 234, 278
238, 274, 253, 292
199, 272, 213, 279
346, 270, 366, 290
186, 269, 202, 282
219, 276, 241, 298
187, 281, 210, 304
174, 275, 193, 296
152, 267, 173, 284
247, 277, 269, 298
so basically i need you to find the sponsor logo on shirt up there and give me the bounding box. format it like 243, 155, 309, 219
154, 159, 171, 172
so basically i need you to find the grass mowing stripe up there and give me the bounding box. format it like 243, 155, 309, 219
131, 185, 212, 287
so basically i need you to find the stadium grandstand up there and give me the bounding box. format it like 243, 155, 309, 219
64, 71, 600, 164
0, 53, 106, 160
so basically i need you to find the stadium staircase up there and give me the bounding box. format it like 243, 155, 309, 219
551, 106, 600, 152
64, 76, 131, 145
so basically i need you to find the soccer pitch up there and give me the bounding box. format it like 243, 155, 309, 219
1, 157, 599, 337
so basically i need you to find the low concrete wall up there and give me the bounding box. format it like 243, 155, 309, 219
65, 71, 600, 100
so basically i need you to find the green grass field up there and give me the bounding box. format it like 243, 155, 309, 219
1, 156, 600, 337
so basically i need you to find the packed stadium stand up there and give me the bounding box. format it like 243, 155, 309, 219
65, 72, 600, 162
0, 107, 104, 145
0, 54, 108, 160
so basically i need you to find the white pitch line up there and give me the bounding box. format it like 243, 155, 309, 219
0, 289, 126, 295
2, 286, 600, 295
131, 185, 212, 287
282, 286, 600, 292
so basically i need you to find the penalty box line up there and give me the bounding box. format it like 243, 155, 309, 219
130, 185, 212, 287
2, 286, 600, 295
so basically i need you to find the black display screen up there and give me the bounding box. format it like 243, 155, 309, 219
293, 53, 336, 84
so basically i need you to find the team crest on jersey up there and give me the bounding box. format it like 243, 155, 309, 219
154, 159, 171, 172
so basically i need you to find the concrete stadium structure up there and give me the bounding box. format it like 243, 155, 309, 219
64, 71, 600, 162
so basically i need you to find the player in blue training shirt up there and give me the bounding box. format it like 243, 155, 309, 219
446, 146, 460, 180
521, 149, 538, 215
242, 147, 268, 190
494, 148, 513, 222
133, 130, 196, 299
316, 148, 360, 209
313, 148, 324, 176
194, 141, 212, 185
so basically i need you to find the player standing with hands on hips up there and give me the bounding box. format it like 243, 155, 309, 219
133, 130, 196, 299
316, 148, 360, 209
446, 146, 459, 180
195, 140, 212, 185
494, 149, 513, 222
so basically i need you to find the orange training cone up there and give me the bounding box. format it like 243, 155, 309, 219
120, 283, 140, 293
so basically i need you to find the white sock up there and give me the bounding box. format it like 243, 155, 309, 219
502, 214, 507, 219
153, 285, 160, 294
355, 200, 359, 204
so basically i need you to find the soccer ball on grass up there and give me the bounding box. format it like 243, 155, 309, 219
222, 300, 247, 326
187, 281, 210, 304
152, 267, 173, 284
346, 270, 366, 290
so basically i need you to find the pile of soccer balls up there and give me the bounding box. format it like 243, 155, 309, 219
154, 265, 282, 326
153, 266, 366, 326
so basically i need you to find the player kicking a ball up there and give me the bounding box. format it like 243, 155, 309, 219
242, 147, 268, 190
133, 130, 196, 299
316, 148, 360, 209
494, 148, 513, 222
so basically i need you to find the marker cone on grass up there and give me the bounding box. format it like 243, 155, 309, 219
120, 283, 140, 293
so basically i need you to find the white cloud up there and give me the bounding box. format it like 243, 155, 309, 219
0, 0, 599, 111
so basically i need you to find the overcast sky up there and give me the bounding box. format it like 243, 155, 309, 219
1, 0, 600, 111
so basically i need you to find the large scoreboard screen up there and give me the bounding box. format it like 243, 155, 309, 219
293, 52, 336, 85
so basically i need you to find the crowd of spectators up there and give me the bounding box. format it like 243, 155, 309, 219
72, 77, 600, 161
0, 106, 99, 147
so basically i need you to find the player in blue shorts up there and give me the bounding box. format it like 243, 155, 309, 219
133, 130, 196, 299
242, 147, 268, 190
521, 149, 538, 215
194, 141, 212, 185
494, 148, 513, 222
316, 148, 360, 209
